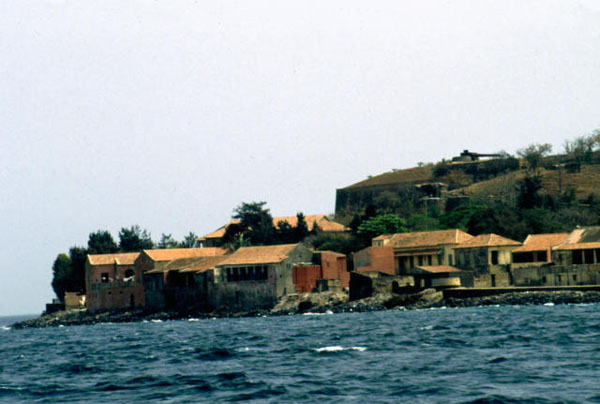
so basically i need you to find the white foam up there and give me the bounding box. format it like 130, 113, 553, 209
187, 318, 200, 322
0, 326, 10, 331
314, 346, 367, 353
151, 319, 163, 323
544, 302, 555, 306
302, 312, 326, 316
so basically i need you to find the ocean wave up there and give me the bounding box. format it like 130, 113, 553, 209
314, 346, 367, 353
0, 326, 10, 331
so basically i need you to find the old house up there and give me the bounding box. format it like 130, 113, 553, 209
520, 227, 600, 286
512, 233, 569, 268
85, 252, 143, 311
197, 214, 349, 247
139, 248, 228, 311
210, 243, 313, 311
453, 234, 521, 287
355, 229, 473, 275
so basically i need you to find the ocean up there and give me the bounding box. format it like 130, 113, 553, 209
1, 304, 599, 403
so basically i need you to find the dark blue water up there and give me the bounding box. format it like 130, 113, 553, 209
1, 304, 600, 403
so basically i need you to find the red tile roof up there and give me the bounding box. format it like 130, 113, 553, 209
217, 244, 300, 266
87, 252, 140, 266
512, 233, 569, 253
143, 247, 228, 262
389, 229, 473, 249
454, 233, 521, 249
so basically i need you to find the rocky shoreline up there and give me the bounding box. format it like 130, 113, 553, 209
11, 289, 600, 329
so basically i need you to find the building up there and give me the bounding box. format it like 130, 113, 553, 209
197, 214, 350, 247
210, 243, 314, 310
512, 233, 570, 268
292, 250, 349, 293
135, 247, 228, 274
85, 252, 143, 311
382, 229, 473, 272
143, 255, 229, 311
453, 233, 521, 287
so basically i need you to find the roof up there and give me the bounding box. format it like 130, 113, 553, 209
454, 233, 521, 249
217, 244, 300, 266
180, 256, 230, 273
197, 215, 349, 241
556, 242, 600, 251
87, 252, 140, 266
142, 247, 227, 262
512, 233, 569, 253
415, 265, 462, 273
388, 229, 473, 250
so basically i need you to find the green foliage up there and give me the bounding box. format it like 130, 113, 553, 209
311, 233, 365, 256
439, 205, 489, 230
51, 253, 72, 301
179, 232, 198, 248
517, 143, 553, 172
87, 230, 118, 254
406, 214, 441, 232
466, 206, 527, 240
357, 214, 408, 244
158, 233, 178, 249
232, 201, 276, 245
293, 212, 310, 242
517, 175, 543, 210
520, 208, 561, 235
119, 225, 154, 252
68, 246, 87, 294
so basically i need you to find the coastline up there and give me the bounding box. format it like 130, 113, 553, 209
11, 289, 600, 329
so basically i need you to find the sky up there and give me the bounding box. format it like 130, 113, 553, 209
1, 0, 599, 316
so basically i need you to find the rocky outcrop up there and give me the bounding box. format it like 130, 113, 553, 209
11, 290, 600, 329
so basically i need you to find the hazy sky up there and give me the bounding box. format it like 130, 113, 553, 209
1, 0, 599, 315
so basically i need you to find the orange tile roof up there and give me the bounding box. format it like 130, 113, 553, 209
454, 233, 521, 249
556, 241, 600, 251
416, 265, 462, 273
389, 229, 473, 249
87, 252, 140, 266
217, 244, 300, 266
197, 215, 349, 241
512, 233, 569, 253
143, 247, 228, 262
180, 256, 230, 273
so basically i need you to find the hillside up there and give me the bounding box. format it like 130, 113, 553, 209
461, 165, 600, 201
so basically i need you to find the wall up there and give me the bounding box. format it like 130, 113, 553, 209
86, 261, 145, 311
320, 251, 349, 288
354, 246, 395, 275
513, 264, 600, 287
143, 272, 166, 311
293, 265, 322, 293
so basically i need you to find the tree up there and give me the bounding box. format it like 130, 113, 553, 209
357, 214, 407, 244
517, 175, 543, 210
292, 212, 310, 242
406, 214, 441, 232
439, 205, 489, 230
119, 225, 154, 252
179, 232, 198, 248
517, 143, 552, 173
87, 230, 118, 254
51, 253, 72, 301
68, 246, 88, 294
158, 233, 178, 249
276, 220, 294, 244
231, 201, 276, 245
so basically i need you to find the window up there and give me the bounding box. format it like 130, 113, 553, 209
448, 254, 453, 266
491, 251, 499, 265
573, 274, 577, 282
573, 251, 583, 265
101, 273, 109, 283
585, 249, 595, 264
427, 255, 432, 266
418, 256, 423, 266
